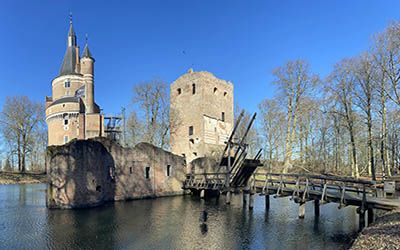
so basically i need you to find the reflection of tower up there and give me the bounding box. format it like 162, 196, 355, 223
45, 16, 103, 146
170, 69, 234, 163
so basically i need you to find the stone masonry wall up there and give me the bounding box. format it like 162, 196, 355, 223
46, 137, 186, 209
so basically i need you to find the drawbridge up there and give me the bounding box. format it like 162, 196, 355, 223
183, 110, 263, 193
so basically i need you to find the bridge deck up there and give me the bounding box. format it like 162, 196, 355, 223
184, 172, 400, 211
254, 173, 400, 211
256, 184, 400, 211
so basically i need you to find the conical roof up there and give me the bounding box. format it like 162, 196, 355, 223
82, 43, 93, 59
59, 21, 79, 76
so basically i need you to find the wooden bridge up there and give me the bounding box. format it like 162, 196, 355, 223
183, 110, 400, 229
184, 171, 400, 229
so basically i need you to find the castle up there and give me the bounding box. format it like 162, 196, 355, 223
45, 18, 236, 209
45, 18, 103, 146
45, 18, 234, 157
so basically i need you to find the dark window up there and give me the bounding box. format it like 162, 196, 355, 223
64, 80, 70, 88
224, 91, 227, 97
130, 167, 133, 174
192, 84, 196, 94
214, 87, 217, 93
166, 165, 171, 177
64, 119, 69, 125
182, 153, 186, 158
189, 139, 194, 144
96, 185, 101, 192
145, 167, 150, 179
177, 88, 182, 95
221, 112, 225, 122
193, 152, 197, 156
189, 126, 194, 136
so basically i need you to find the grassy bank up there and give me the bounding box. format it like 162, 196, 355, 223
0, 172, 47, 184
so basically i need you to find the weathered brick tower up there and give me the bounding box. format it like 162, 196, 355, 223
170, 69, 234, 163
45, 17, 103, 146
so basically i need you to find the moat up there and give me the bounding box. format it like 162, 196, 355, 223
0, 184, 359, 249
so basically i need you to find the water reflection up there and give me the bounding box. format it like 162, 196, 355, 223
0, 184, 358, 249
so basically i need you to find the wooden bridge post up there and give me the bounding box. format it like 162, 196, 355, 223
299, 202, 306, 219
358, 210, 366, 230
314, 199, 320, 217
249, 174, 256, 210
200, 190, 205, 199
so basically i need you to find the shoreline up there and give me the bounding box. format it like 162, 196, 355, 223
350, 209, 400, 249
0, 172, 47, 185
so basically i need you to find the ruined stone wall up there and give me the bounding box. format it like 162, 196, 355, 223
170, 70, 234, 163
47, 137, 186, 209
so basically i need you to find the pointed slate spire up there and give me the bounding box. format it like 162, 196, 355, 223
59, 13, 79, 76
67, 13, 77, 47
82, 34, 94, 59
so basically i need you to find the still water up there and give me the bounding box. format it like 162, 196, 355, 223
0, 184, 358, 250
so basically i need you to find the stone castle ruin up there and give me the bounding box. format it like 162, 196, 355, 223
47, 138, 186, 208
46, 19, 237, 209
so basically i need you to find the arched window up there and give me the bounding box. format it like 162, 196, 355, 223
214, 87, 218, 93
192, 84, 196, 94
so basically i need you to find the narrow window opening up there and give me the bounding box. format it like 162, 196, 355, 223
96, 185, 102, 192
166, 165, 171, 177
64, 119, 69, 125
189, 139, 194, 144
189, 126, 194, 136
193, 152, 197, 156
182, 153, 186, 158
221, 112, 225, 122
192, 84, 196, 94
145, 167, 150, 179
214, 87, 218, 93
177, 88, 182, 95
224, 91, 227, 97
64, 80, 70, 88
130, 167, 133, 174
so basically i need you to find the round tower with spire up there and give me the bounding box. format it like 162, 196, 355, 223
45, 16, 103, 146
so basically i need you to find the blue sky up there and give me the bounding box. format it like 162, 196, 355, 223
1, 0, 400, 115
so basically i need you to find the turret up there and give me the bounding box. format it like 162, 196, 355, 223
81, 40, 95, 113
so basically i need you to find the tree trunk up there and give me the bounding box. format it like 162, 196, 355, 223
283, 97, 293, 172
350, 127, 359, 178
367, 114, 375, 180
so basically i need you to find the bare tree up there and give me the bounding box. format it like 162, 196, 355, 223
0, 96, 44, 172
258, 98, 286, 170
352, 53, 377, 180
272, 60, 318, 172
131, 79, 179, 150
328, 59, 360, 177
